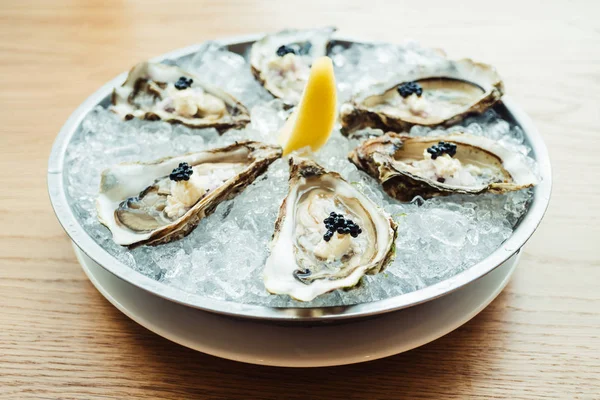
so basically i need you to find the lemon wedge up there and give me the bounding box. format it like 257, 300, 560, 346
278, 56, 337, 155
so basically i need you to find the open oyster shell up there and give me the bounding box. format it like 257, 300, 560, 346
111, 62, 250, 133
340, 59, 504, 135
250, 27, 336, 106
263, 157, 397, 302
97, 141, 282, 247
349, 132, 538, 202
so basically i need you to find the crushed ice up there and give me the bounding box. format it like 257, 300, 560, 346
64, 41, 537, 307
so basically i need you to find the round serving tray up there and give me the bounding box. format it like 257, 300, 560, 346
76, 244, 520, 366
48, 33, 552, 323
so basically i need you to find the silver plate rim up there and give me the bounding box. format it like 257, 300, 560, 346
47, 33, 552, 322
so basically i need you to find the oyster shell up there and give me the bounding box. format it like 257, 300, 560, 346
97, 141, 282, 247
263, 157, 397, 301
340, 59, 504, 135
349, 132, 538, 202
111, 62, 250, 132
250, 27, 336, 106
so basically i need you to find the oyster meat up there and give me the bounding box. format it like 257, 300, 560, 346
349, 132, 538, 202
250, 27, 335, 106
97, 141, 282, 247
263, 157, 397, 301
340, 59, 504, 135
111, 62, 250, 132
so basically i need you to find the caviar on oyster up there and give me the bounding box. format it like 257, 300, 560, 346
340, 59, 504, 135
111, 62, 251, 133
349, 132, 538, 202
250, 27, 335, 106
96, 141, 282, 247
263, 157, 397, 302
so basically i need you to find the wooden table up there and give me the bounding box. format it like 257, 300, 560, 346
1, 0, 598, 398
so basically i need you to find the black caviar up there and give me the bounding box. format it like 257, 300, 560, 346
276, 45, 296, 57
323, 212, 362, 241
397, 81, 423, 98
174, 76, 193, 90
426, 141, 457, 160
169, 162, 194, 181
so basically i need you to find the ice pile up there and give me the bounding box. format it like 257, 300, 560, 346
330, 41, 447, 103
64, 41, 537, 307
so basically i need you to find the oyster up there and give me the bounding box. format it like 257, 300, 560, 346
111, 62, 250, 132
340, 59, 504, 135
349, 132, 538, 202
97, 141, 282, 247
250, 27, 335, 106
263, 157, 397, 301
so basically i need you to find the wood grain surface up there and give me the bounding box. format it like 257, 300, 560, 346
1, 0, 599, 398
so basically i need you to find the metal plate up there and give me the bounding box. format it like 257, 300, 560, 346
75, 244, 520, 366
47, 34, 552, 323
